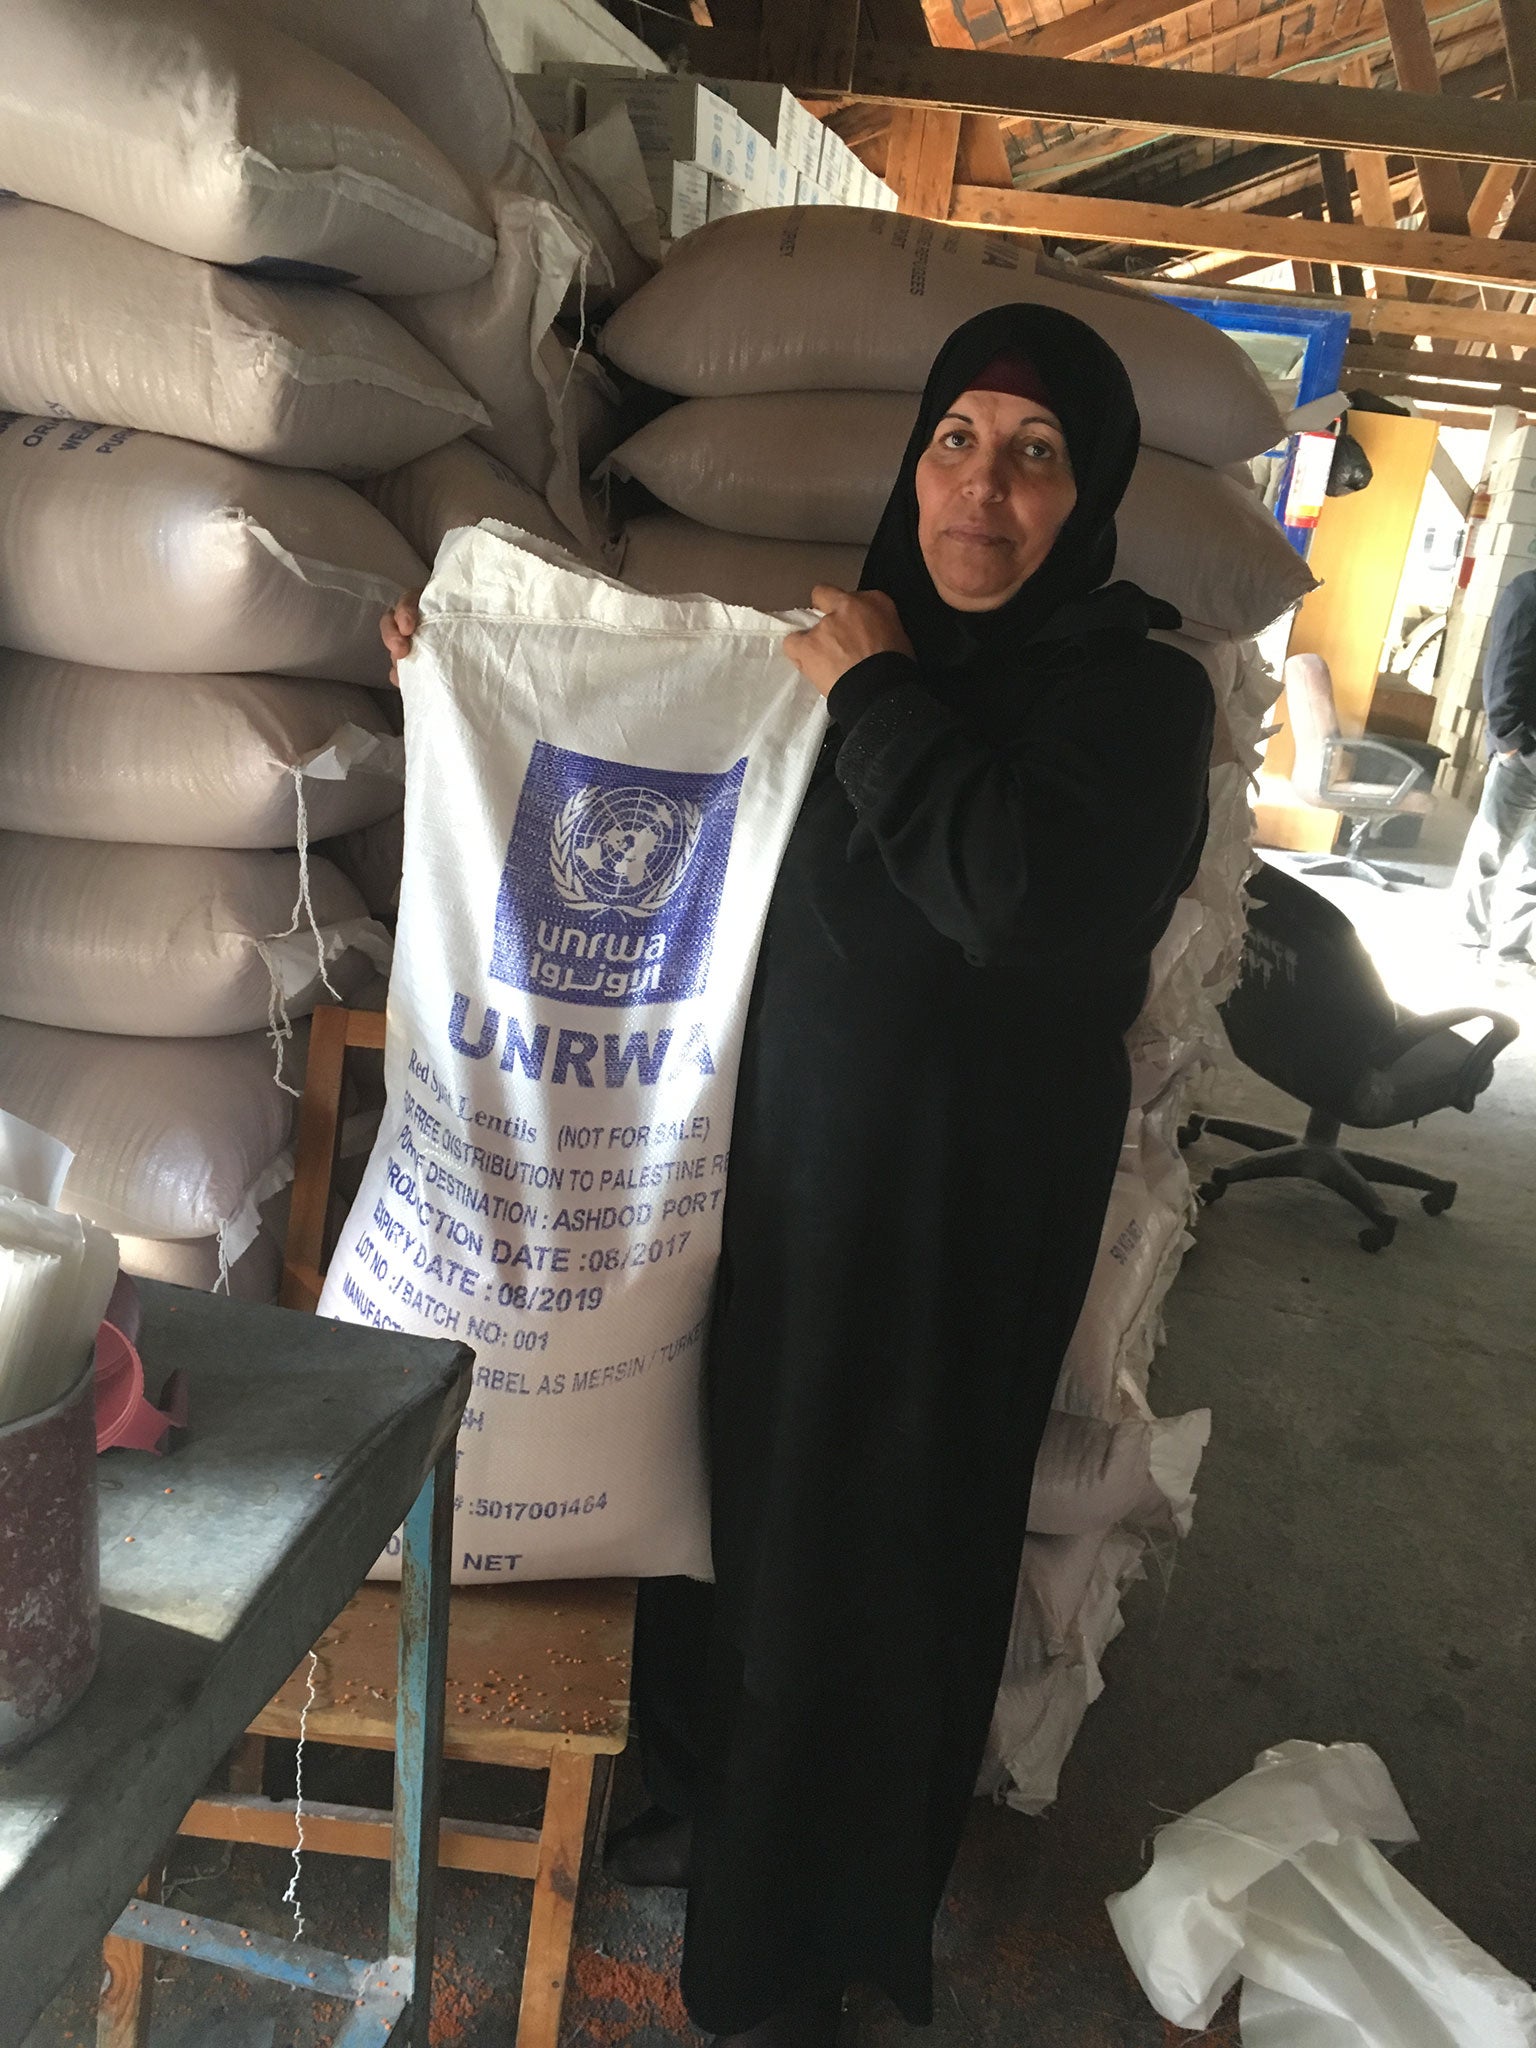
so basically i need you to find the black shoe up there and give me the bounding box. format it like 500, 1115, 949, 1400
713, 1992, 845, 2047
603, 1803, 693, 1887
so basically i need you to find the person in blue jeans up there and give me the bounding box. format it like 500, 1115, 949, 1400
1454, 568, 1536, 978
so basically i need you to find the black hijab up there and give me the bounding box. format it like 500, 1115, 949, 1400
860, 302, 1142, 673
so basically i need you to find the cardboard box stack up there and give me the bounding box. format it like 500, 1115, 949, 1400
525, 65, 896, 247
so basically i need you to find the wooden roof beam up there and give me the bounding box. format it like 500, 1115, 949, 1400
887, 106, 963, 215
1134, 273, 1536, 347
1379, 0, 1473, 230
948, 184, 1536, 289
847, 45, 1536, 162
657, 22, 1536, 160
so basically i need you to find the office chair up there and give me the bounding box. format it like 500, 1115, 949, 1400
1284, 652, 1435, 887
1183, 862, 1518, 1251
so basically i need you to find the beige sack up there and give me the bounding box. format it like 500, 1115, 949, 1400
600, 210, 1284, 466
0, 198, 487, 475
0, 0, 494, 295
120, 1228, 283, 1303
622, 515, 864, 613
0, 835, 385, 1038
224, 0, 515, 194
0, 654, 405, 849
362, 440, 582, 569
383, 192, 595, 542
327, 811, 406, 920
611, 394, 1315, 639
0, 416, 425, 682
0, 1016, 296, 1242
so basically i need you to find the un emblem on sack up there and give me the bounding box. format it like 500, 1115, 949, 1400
549, 785, 704, 918
490, 742, 748, 1009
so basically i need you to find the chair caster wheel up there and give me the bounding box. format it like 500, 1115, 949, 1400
1178, 1116, 1206, 1148
1198, 1179, 1226, 1204
1358, 1221, 1396, 1253
1422, 1187, 1455, 1216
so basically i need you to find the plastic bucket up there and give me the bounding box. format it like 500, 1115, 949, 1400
0, 1359, 101, 1758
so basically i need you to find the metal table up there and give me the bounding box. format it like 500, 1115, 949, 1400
0, 1282, 471, 2048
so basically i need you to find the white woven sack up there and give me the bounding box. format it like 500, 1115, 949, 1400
1055, 1169, 1187, 1420
362, 441, 581, 570
319, 524, 825, 1582
0, 0, 493, 295
985, 1529, 1145, 1813
600, 210, 1285, 466
0, 655, 404, 850
0, 198, 486, 475
560, 107, 661, 306
1029, 1409, 1209, 1538
623, 516, 866, 614
223, 0, 515, 193
611, 395, 1315, 640
0, 1016, 295, 1244
383, 193, 597, 545
119, 1228, 282, 1304
0, 835, 387, 1038
0, 416, 425, 682
329, 812, 406, 920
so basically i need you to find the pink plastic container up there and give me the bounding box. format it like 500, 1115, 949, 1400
0, 1360, 101, 1758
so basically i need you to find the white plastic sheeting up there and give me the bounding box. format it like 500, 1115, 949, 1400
1109, 1741, 1536, 2047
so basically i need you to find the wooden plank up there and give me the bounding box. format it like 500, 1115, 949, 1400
1345, 364, 1536, 402
758, 0, 860, 91
948, 183, 1536, 287
517, 1751, 598, 2048
956, 111, 1016, 184
1379, 0, 1471, 230
1497, 0, 1536, 88
1136, 271, 1536, 345
97, 1879, 155, 2048
845, 40, 1536, 161
278, 1000, 350, 1312
887, 105, 963, 213
1265, 413, 1439, 818
1010, 0, 1196, 58
180, 1795, 543, 1879
1319, 149, 1369, 295
250, 1580, 636, 1763
861, 0, 938, 39
1001, 35, 1505, 187
1346, 64, 1414, 300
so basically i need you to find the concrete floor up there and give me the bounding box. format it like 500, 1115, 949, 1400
24, 800, 1536, 2048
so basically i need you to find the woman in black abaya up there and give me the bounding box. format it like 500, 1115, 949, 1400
613, 303, 1216, 2045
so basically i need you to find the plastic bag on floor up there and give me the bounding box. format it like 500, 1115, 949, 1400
1108, 1740, 1536, 2046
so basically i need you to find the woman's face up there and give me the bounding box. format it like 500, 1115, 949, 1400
913, 388, 1078, 612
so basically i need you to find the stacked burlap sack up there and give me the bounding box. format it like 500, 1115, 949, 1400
596, 207, 1300, 1806
0, 0, 646, 1295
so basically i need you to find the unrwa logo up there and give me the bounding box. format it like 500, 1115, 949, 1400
549, 784, 704, 918
490, 741, 748, 1010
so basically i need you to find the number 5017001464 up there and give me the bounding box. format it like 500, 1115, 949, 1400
468, 1494, 610, 1521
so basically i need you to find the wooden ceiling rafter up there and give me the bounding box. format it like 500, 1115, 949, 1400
1378, 0, 1472, 231
1002, 19, 1504, 187
1129, 270, 1536, 343
949, 180, 1536, 284
659, 17, 1536, 161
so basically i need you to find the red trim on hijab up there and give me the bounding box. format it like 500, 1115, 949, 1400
961, 351, 1056, 411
